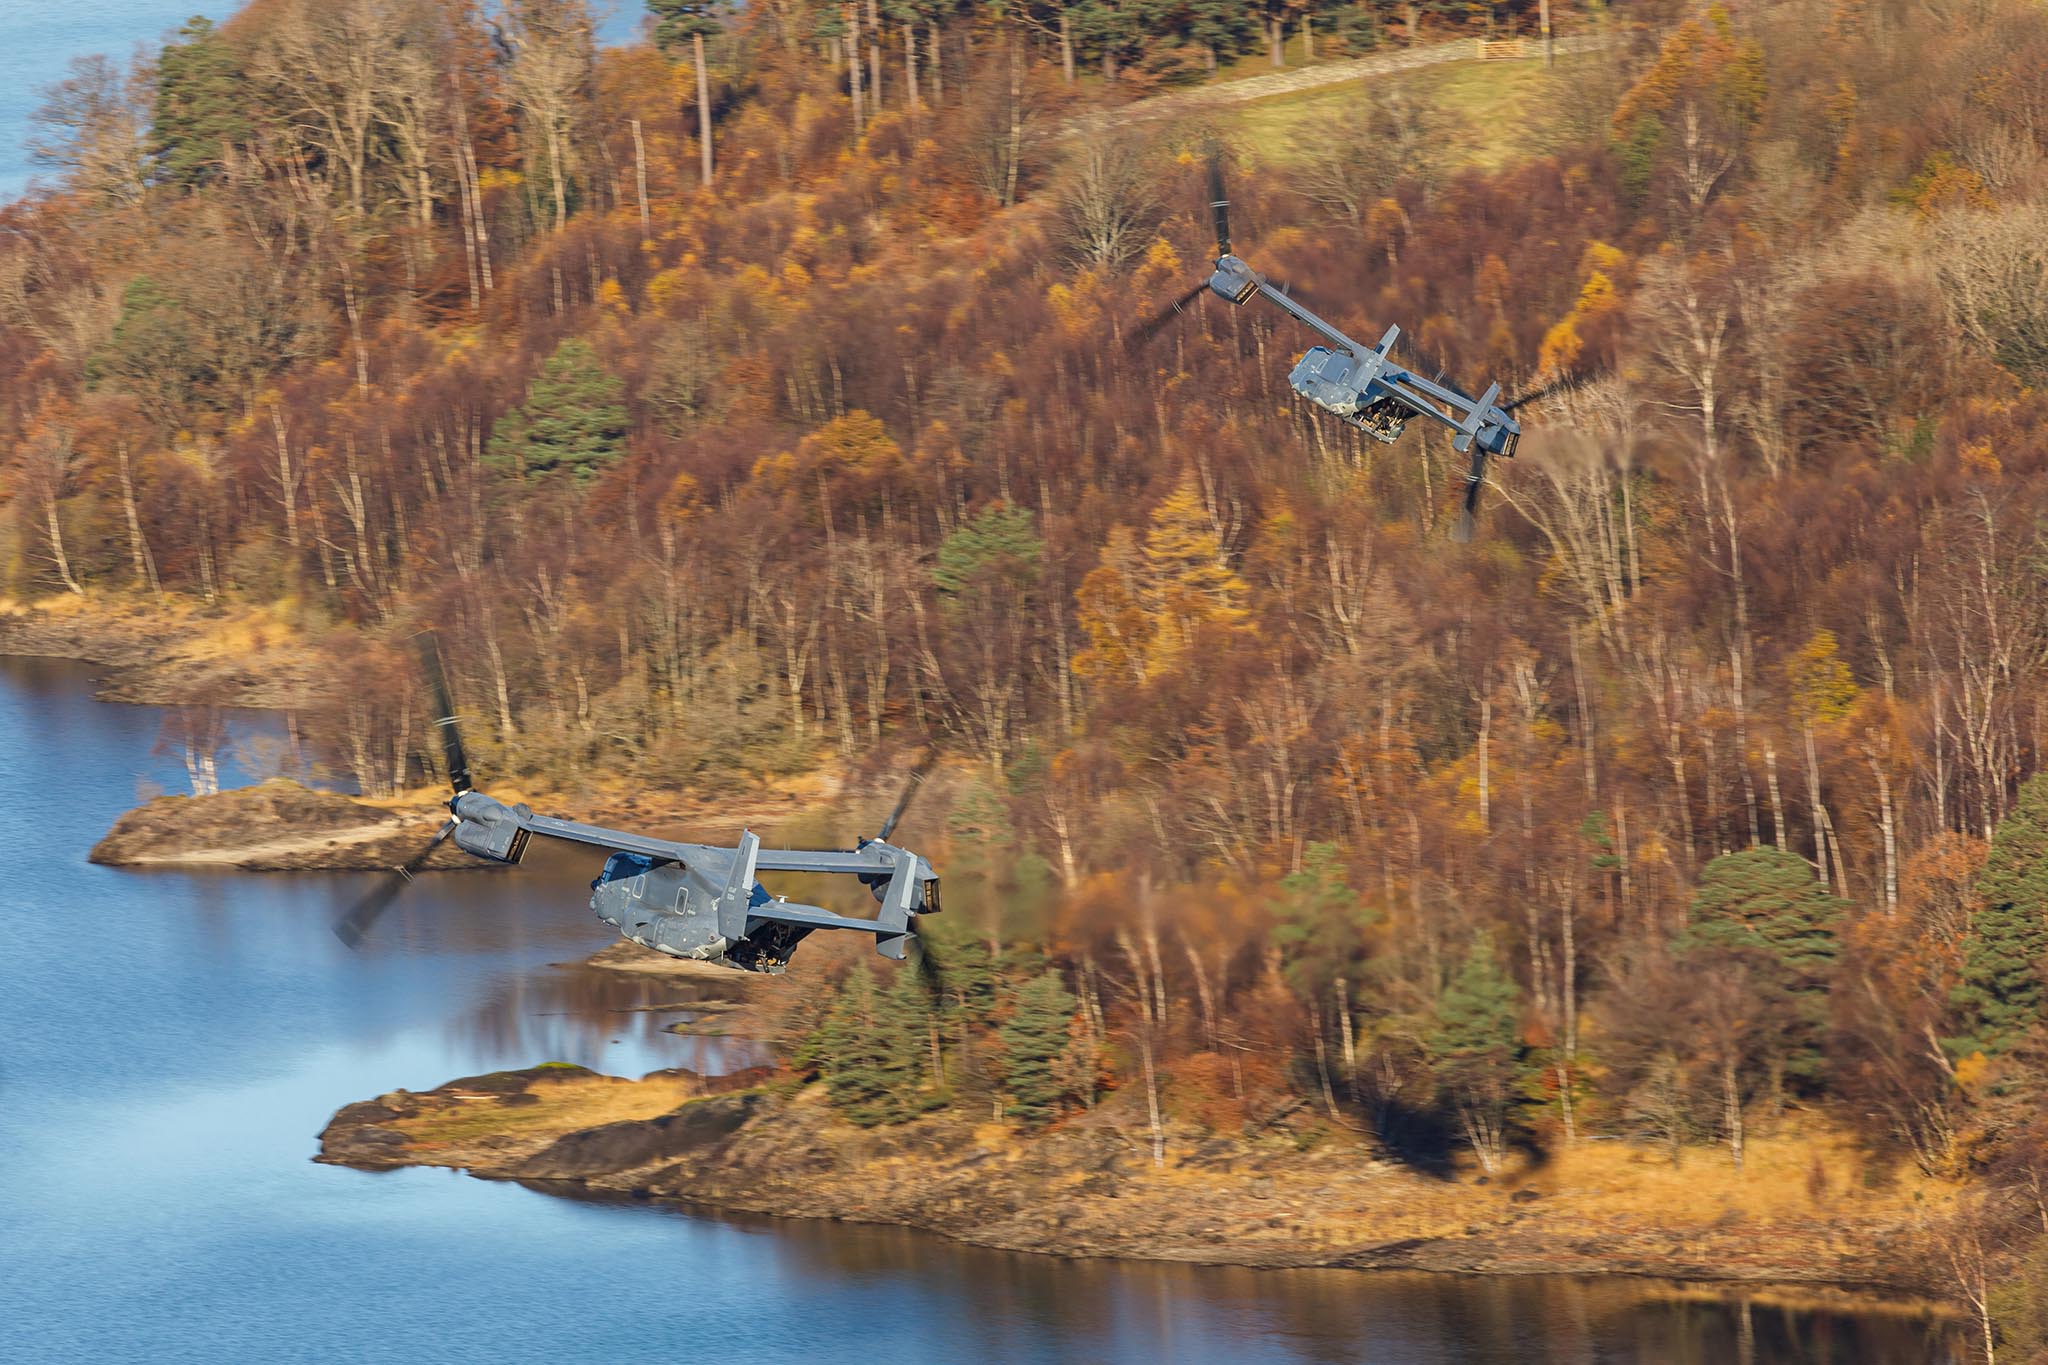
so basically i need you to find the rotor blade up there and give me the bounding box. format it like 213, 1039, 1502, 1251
1502, 373, 1578, 412
334, 820, 455, 948
1499, 370, 1589, 413
1124, 280, 1210, 354
1452, 452, 1489, 544
912, 932, 948, 1005
878, 747, 938, 841
1206, 147, 1231, 258
411, 631, 471, 795
1426, 365, 1478, 405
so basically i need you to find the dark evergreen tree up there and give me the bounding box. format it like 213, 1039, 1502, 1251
1687, 847, 1846, 984
812, 962, 938, 1126
1429, 931, 1522, 1076
1426, 930, 1525, 1172
486, 338, 629, 481
148, 18, 250, 188
1000, 970, 1078, 1125
647, 0, 722, 52
1682, 847, 1845, 1084
1271, 841, 1375, 1003
1951, 775, 2048, 1057
90, 278, 204, 431
932, 499, 1043, 602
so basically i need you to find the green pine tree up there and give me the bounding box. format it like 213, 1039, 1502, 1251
932, 499, 1043, 605
814, 962, 934, 1126
1427, 930, 1526, 1171
647, 0, 722, 52
1000, 971, 1077, 1126
1429, 930, 1522, 1076
487, 338, 629, 482
1271, 842, 1375, 1003
148, 18, 251, 188
1686, 847, 1846, 984
90, 277, 204, 429
1951, 775, 2048, 1056
1682, 847, 1845, 1083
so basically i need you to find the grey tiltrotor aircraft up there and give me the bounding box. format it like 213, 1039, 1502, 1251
334, 636, 940, 974
1129, 151, 1571, 540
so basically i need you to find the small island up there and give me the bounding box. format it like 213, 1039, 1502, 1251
90, 778, 473, 872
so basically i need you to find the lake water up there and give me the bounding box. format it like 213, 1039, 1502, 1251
0, 653, 1969, 1362
0, 0, 645, 202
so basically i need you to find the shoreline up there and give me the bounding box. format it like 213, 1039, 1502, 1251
315, 1059, 1968, 1313
0, 597, 331, 710
519, 1175, 1962, 1321
17, 595, 1970, 1321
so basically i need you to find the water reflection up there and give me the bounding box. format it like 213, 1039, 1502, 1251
0, 655, 1963, 1364
453, 952, 772, 1077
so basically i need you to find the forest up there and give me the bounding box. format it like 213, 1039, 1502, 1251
6, 0, 2048, 1348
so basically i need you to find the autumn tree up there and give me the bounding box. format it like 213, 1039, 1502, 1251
1054, 132, 1162, 274
503, 0, 596, 233
1609, 5, 1765, 217
1075, 477, 1253, 689
28, 53, 151, 204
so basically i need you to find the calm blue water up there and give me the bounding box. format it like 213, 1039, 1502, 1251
0, 0, 646, 202
0, 657, 1969, 1363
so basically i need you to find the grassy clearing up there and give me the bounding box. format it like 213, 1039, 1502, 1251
399, 1072, 703, 1149
1227, 54, 1578, 171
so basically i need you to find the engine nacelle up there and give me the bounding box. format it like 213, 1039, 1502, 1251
450, 791, 531, 864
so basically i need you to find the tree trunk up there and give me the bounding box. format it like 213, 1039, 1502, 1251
629, 118, 651, 237
1872, 750, 1898, 912
1336, 978, 1357, 1099
846, 7, 864, 135
544, 118, 567, 232
1722, 1058, 1744, 1168
115, 439, 160, 595
454, 103, 493, 296
269, 405, 300, 551
1002, 32, 1024, 208
905, 24, 920, 113
867, 0, 884, 109
1058, 11, 1074, 82
1801, 721, 1830, 891
1763, 738, 1788, 848
693, 34, 714, 186
41, 489, 82, 595
1310, 1003, 1341, 1120
1138, 1024, 1164, 1167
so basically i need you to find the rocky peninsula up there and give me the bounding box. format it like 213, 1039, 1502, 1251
317, 1045, 1963, 1310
